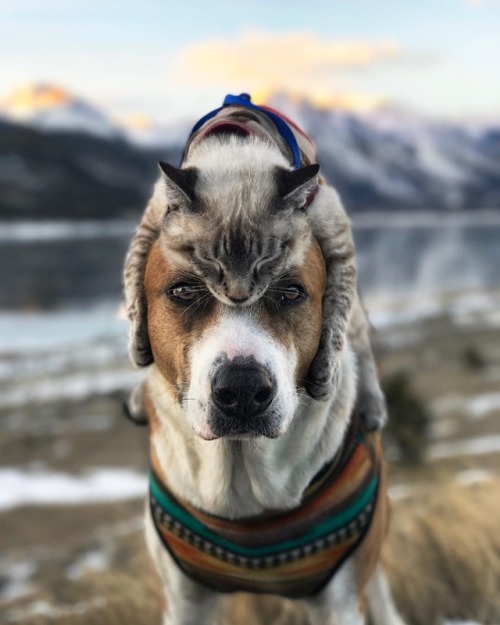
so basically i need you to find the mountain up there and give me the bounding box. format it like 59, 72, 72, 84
269, 95, 500, 211
0, 84, 121, 139
0, 119, 180, 221
0, 86, 499, 220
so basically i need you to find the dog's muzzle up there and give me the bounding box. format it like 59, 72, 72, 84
209, 356, 278, 437
212, 357, 275, 416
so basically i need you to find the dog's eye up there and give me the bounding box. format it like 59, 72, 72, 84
280, 286, 305, 304
168, 283, 196, 302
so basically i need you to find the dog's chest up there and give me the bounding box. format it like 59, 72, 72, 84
149, 429, 381, 599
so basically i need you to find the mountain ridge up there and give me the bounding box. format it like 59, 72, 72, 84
1, 85, 499, 220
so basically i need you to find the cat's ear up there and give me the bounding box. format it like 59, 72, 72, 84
275, 164, 320, 203
159, 162, 198, 204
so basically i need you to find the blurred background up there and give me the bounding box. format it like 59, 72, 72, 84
1, 1, 500, 623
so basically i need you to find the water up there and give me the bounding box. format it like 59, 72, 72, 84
354, 214, 500, 297
2, 212, 499, 312
1, 221, 134, 310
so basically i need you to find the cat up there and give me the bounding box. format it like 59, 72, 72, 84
124, 131, 386, 431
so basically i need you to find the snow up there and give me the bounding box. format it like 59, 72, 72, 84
352, 209, 500, 230
366, 289, 500, 331
0, 305, 126, 351
431, 392, 500, 419
444, 621, 485, 625
455, 469, 493, 486
0, 467, 147, 510
0, 219, 135, 243
0, 560, 37, 602
66, 550, 110, 580
0, 368, 139, 408
388, 484, 417, 500
6, 597, 108, 622
429, 435, 500, 460
1, 84, 122, 139
467, 393, 500, 419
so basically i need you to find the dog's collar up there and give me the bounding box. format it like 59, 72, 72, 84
188, 93, 304, 169
183, 92, 319, 209
149, 422, 381, 598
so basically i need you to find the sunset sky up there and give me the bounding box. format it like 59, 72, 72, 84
1, 0, 499, 122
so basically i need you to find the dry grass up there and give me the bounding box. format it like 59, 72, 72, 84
6, 480, 499, 625
385, 479, 500, 625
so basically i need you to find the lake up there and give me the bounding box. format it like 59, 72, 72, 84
2, 211, 500, 312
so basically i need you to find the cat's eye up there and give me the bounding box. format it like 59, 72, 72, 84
168, 283, 196, 302
280, 286, 305, 304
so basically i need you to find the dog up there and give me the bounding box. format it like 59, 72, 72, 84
123, 94, 404, 625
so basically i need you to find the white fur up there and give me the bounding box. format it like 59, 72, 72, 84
185, 134, 289, 177
303, 561, 364, 625
366, 566, 407, 625
145, 505, 218, 625
149, 342, 356, 518
184, 135, 290, 224
185, 310, 297, 440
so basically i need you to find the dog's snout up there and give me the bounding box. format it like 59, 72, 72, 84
211, 361, 275, 417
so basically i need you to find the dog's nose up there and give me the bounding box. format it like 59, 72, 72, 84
211, 362, 275, 417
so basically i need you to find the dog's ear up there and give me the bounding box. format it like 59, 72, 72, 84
123, 187, 166, 367
275, 164, 320, 205
159, 162, 198, 205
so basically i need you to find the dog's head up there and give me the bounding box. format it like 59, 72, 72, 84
124, 135, 324, 440
143, 235, 325, 439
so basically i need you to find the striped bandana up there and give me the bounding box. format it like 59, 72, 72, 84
149, 425, 381, 598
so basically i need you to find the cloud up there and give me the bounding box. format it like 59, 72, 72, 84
178, 31, 401, 77
173, 31, 404, 110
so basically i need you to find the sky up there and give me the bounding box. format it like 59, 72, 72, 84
1, 0, 499, 123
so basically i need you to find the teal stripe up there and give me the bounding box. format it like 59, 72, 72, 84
150, 472, 378, 558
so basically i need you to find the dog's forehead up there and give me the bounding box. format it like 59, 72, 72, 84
149, 235, 325, 303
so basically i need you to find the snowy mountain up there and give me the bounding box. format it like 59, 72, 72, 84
0, 84, 122, 139
0, 85, 499, 219
268, 95, 500, 211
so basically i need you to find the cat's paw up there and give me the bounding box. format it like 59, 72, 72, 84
358, 389, 387, 431
305, 354, 341, 401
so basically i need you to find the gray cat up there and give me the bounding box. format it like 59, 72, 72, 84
124, 131, 386, 431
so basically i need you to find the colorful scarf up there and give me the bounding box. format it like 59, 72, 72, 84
150, 425, 381, 598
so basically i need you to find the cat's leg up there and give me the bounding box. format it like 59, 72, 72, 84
348, 296, 387, 431
304, 190, 357, 400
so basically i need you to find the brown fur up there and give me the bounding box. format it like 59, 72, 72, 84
144, 241, 217, 393
143, 238, 326, 398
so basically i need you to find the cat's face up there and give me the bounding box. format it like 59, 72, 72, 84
158, 139, 319, 306
163, 213, 309, 307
